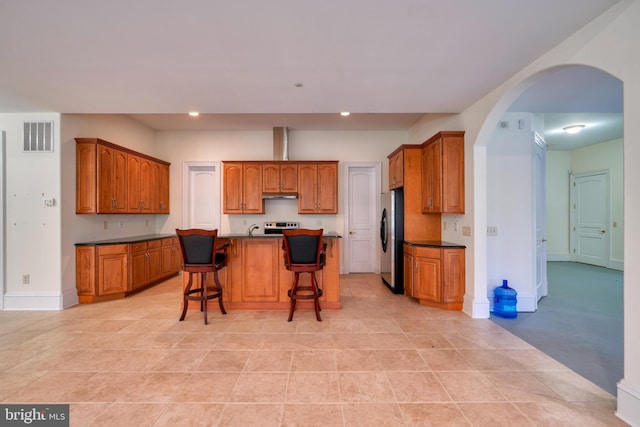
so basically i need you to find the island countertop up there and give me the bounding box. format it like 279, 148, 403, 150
75, 234, 176, 246
76, 233, 342, 246
403, 240, 466, 249
218, 232, 342, 239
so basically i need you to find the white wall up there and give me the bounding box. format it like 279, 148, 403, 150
486, 112, 537, 311
154, 129, 408, 237
0, 113, 62, 309
546, 150, 571, 259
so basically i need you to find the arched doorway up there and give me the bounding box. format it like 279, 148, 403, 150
482, 65, 623, 394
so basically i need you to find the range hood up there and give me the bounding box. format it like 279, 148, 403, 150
262, 126, 298, 199
262, 192, 297, 200
273, 126, 289, 161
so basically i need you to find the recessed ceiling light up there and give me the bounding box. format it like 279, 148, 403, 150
188, 111, 199, 117
563, 124, 585, 134
340, 112, 350, 117
294, 83, 304, 88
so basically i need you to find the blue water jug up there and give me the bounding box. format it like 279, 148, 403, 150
493, 279, 517, 318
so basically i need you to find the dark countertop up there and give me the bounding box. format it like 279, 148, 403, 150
76, 232, 342, 246
219, 232, 342, 239
404, 240, 466, 249
75, 234, 176, 246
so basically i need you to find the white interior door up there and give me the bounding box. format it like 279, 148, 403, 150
345, 163, 379, 273
534, 132, 548, 302
572, 171, 610, 267
183, 162, 221, 230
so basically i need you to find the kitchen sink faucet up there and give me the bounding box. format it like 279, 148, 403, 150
248, 224, 259, 236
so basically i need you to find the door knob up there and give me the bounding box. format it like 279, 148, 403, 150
541, 238, 547, 242
599, 230, 606, 234
349, 231, 354, 235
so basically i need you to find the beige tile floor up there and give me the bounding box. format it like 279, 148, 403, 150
0, 273, 627, 426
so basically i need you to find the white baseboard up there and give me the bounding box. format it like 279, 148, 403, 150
617, 379, 640, 426
3, 292, 64, 310
547, 253, 572, 262
515, 294, 537, 312
609, 259, 624, 271
62, 288, 79, 308
465, 294, 490, 319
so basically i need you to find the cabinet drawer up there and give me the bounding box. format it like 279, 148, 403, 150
162, 237, 177, 246
147, 239, 162, 249
97, 244, 128, 256
130, 242, 148, 252
413, 247, 441, 258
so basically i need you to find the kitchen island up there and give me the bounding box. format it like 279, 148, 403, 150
183, 233, 342, 311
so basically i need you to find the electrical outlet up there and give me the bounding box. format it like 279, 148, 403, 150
22, 274, 29, 284
103, 221, 108, 230
119, 221, 123, 228
487, 226, 498, 236
462, 226, 472, 237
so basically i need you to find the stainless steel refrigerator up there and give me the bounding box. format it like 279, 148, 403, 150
380, 189, 404, 294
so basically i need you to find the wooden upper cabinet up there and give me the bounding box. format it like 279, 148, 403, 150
155, 162, 170, 213
298, 162, 338, 214
223, 163, 244, 213
317, 163, 338, 214
243, 163, 263, 213
262, 163, 298, 193
388, 149, 404, 190
223, 162, 264, 214
127, 154, 141, 213
421, 131, 465, 214
96, 145, 127, 213
76, 142, 97, 214
139, 157, 155, 214
75, 138, 170, 215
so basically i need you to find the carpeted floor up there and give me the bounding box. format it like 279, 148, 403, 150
491, 261, 623, 395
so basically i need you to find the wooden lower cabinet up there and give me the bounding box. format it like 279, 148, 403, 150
130, 240, 163, 291
76, 244, 129, 303
161, 237, 181, 277
75, 237, 180, 303
97, 244, 129, 296
403, 243, 465, 310
182, 236, 341, 311
241, 239, 279, 302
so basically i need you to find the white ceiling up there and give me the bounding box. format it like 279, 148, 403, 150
0, 1, 623, 149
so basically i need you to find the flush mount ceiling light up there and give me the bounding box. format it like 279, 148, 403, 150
188, 111, 199, 117
563, 124, 586, 134
340, 112, 350, 117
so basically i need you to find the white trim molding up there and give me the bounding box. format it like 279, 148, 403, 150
4, 291, 64, 310
617, 379, 640, 426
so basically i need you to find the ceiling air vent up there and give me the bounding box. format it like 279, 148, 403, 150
23, 121, 54, 152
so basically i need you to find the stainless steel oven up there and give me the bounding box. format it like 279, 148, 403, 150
263, 221, 299, 235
